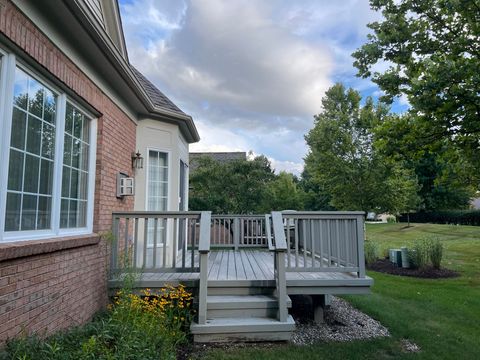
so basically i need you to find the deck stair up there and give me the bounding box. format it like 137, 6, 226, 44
190, 288, 295, 342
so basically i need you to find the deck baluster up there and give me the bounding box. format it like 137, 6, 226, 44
153, 218, 158, 268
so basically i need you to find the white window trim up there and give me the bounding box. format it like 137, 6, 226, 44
179, 158, 189, 211
0, 52, 97, 243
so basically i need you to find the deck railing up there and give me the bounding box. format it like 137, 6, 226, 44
110, 210, 366, 324
274, 211, 366, 278
210, 215, 268, 249
110, 211, 211, 274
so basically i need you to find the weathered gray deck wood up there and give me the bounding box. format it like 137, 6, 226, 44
109, 249, 372, 291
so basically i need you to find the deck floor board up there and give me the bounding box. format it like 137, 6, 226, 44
111, 249, 370, 289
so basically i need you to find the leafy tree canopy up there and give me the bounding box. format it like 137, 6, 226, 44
353, 0, 480, 184
304, 83, 420, 214
189, 155, 304, 214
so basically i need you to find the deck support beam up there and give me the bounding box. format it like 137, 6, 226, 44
311, 294, 330, 324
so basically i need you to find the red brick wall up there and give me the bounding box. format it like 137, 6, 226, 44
0, 1, 136, 344
0, 236, 107, 342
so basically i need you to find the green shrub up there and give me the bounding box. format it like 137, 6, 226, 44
386, 215, 396, 223
409, 238, 430, 269
429, 238, 443, 269
1, 285, 194, 360
364, 240, 379, 266
408, 236, 444, 269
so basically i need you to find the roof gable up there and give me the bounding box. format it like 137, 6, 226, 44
82, 0, 128, 59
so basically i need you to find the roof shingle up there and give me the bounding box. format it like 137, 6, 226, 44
130, 65, 186, 116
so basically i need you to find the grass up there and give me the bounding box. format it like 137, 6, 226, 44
202, 223, 480, 360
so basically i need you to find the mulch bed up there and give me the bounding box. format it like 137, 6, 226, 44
368, 259, 459, 279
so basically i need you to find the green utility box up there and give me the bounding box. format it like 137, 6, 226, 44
389, 249, 402, 266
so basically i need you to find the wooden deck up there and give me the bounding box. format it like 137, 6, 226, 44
109, 249, 372, 294
110, 211, 372, 342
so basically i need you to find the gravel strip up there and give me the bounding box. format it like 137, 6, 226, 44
291, 296, 390, 345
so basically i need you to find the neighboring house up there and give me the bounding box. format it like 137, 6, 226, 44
189, 151, 247, 172
0, 0, 198, 344
471, 197, 480, 210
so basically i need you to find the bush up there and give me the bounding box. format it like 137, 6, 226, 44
408, 236, 444, 270
364, 240, 379, 266
409, 238, 429, 269
429, 238, 443, 269
386, 215, 397, 223
2, 285, 194, 360
398, 210, 480, 226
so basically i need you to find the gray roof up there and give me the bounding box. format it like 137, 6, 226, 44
130, 66, 186, 116
189, 152, 247, 171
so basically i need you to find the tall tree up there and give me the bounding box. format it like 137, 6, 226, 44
304, 83, 419, 214
374, 114, 476, 209
264, 172, 304, 211
299, 167, 335, 211
189, 155, 276, 214
353, 0, 480, 184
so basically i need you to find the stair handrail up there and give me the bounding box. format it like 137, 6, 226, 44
265, 214, 275, 251
198, 211, 212, 325
271, 211, 288, 322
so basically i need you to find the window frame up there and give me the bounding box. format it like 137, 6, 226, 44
145, 147, 171, 248
0, 52, 97, 243
145, 147, 171, 213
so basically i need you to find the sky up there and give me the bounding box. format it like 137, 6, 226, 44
118, 0, 408, 175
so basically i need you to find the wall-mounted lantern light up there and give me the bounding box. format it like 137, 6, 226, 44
131, 151, 143, 169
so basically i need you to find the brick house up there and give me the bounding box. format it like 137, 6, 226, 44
0, 0, 199, 344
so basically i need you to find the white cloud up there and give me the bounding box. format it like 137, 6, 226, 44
119, 0, 381, 175
268, 158, 304, 176
125, 0, 333, 117
189, 119, 250, 153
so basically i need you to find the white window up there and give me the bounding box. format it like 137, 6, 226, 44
147, 150, 168, 212
0, 53, 96, 242
5, 68, 57, 231
146, 150, 168, 245
60, 102, 90, 228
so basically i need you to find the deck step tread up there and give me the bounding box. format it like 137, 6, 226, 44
207, 295, 292, 309
190, 315, 295, 334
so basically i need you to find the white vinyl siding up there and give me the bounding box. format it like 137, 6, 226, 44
85, 0, 105, 28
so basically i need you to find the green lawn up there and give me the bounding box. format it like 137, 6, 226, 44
201, 223, 480, 360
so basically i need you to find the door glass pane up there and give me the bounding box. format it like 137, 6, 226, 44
147, 151, 168, 246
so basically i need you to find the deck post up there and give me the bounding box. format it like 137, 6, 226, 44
275, 250, 288, 322
271, 212, 288, 322
110, 215, 119, 278
198, 211, 212, 325
233, 217, 240, 250
356, 214, 366, 278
